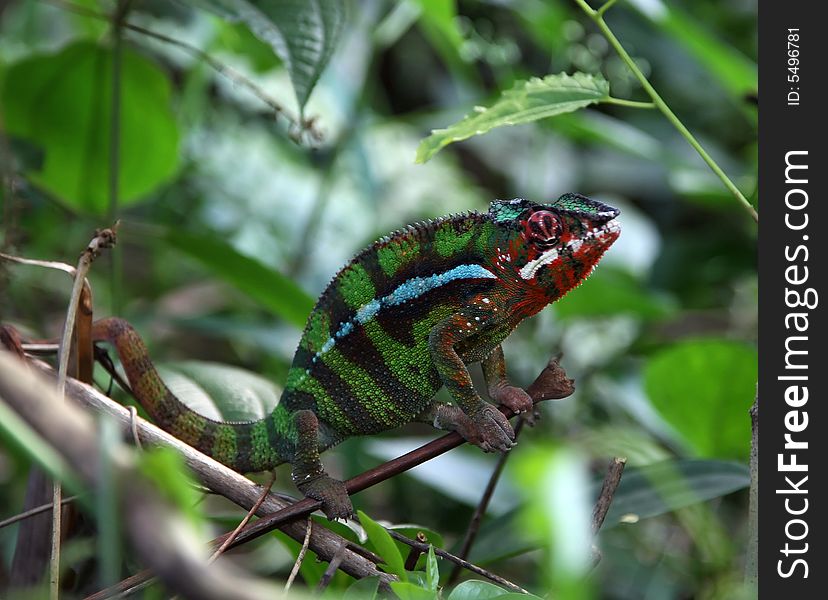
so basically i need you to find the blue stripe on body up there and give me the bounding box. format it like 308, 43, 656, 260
313, 264, 496, 361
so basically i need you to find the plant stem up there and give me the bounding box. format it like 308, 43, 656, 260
574, 0, 758, 222
597, 0, 618, 17
604, 97, 655, 109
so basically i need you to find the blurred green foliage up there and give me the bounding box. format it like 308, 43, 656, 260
0, 0, 757, 598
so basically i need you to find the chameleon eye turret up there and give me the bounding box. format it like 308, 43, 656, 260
525, 210, 563, 247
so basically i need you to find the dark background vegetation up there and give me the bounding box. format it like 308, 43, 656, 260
1, 0, 757, 598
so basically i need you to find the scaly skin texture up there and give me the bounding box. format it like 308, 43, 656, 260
93, 193, 621, 518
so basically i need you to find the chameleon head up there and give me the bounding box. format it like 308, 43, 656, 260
489, 193, 621, 297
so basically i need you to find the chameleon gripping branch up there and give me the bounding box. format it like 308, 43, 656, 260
90, 194, 621, 520
83, 353, 574, 600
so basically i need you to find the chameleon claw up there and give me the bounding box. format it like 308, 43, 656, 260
297, 474, 354, 520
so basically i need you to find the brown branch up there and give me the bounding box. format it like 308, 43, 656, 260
42, 370, 393, 600
591, 457, 627, 535
403, 532, 428, 571
0, 351, 283, 600
203, 356, 574, 556
209, 473, 275, 563
83, 355, 572, 598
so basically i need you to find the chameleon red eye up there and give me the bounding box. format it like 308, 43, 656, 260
526, 210, 562, 245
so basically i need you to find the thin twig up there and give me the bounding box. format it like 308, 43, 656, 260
315, 543, 349, 593
41, 0, 322, 143
447, 419, 525, 586
209, 474, 275, 563
386, 529, 530, 594
573, 0, 758, 222
128, 406, 143, 450
284, 519, 313, 592
591, 457, 626, 535
0, 253, 78, 276
51, 225, 118, 599
0, 495, 80, 530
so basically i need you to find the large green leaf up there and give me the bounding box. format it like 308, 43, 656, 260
447, 580, 510, 600
343, 577, 380, 600
416, 72, 610, 163
644, 339, 757, 458
358, 510, 408, 582
0, 42, 179, 215
190, 0, 345, 111
466, 458, 749, 563
389, 582, 438, 600
163, 229, 315, 329
603, 459, 750, 525
156, 361, 281, 421
554, 266, 674, 320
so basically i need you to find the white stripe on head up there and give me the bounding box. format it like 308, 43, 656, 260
519, 247, 559, 280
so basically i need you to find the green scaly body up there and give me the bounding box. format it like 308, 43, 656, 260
95, 194, 620, 518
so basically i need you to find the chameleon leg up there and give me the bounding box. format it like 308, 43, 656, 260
416, 401, 481, 439
428, 313, 515, 453
482, 345, 536, 425
291, 409, 353, 520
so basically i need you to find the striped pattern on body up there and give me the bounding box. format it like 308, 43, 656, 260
282, 214, 507, 437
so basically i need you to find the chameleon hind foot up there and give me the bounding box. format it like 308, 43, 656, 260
296, 474, 354, 520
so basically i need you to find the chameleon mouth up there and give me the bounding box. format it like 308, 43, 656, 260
518, 218, 621, 280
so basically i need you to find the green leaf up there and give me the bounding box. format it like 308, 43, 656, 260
425, 546, 439, 591
156, 361, 281, 421
358, 510, 408, 581
468, 458, 749, 562
343, 576, 380, 600
554, 267, 674, 320
163, 229, 314, 328
137, 447, 204, 531
0, 42, 180, 215
412, 0, 466, 69
390, 581, 439, 600
604, 459, 750, 526
416, 72, 610, 163
413, 0, 464, 51
644, 339, 757, 458
0, 395, 85, 497
189, 0, 346, 111
447, 580, 508, 600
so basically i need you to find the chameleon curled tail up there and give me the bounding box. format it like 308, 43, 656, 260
92, 318, 352, 517
92, 318, 293, 471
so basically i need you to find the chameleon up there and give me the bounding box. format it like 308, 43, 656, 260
92, 194, 620, 519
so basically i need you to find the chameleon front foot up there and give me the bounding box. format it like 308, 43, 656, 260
296, 474, 354, 520
490, 384, 538, 426
462, 405, 516, 453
